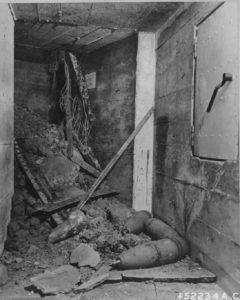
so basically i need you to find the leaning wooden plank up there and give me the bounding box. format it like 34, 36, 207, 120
35, 189, 119, 213
75, 106, 154, 211
70, 154, 100, 178
14, 139, 63, 225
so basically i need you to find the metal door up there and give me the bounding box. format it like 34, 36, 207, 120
194, 1, 239, 160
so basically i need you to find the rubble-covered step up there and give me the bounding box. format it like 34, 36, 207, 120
107, 257, 216, 283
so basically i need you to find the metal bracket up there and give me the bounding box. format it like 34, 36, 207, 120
206, 73, 233, 112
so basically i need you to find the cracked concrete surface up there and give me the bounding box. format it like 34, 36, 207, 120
79, 282, 227, 300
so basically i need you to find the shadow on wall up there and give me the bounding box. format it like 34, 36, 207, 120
155, 115, 169, 203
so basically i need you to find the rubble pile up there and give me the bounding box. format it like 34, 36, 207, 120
1, 104, 152, 295
15, 104, 66, 159
0, 105, 215, 299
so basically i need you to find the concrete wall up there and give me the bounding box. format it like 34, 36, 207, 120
15, 44, 51, 64
0, 4, 14, 255
133, 32, 156, 212
154, 2, 239, 295
14, 58, 51, 120
82, 35, 137, 205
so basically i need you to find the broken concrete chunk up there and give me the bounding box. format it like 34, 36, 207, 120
8, 221, 21, 236
16, 229, 29, 239
27, 244, 39, 254
70, 244, 100, 268
30, 265, 81, 294
48, 209, 88, 243
39, 156, 79, 189
15, 257, 23, 264
94, 198, 134, 226
30, 217, 40, 228
0, 264, 8, 286
75, 273, 109, 292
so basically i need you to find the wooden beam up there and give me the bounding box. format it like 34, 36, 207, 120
35, 189, 119, 213
70, 155, 100, 178
14, 140, 63, 225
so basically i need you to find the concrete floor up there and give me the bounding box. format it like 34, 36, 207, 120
0, 281, 229, 300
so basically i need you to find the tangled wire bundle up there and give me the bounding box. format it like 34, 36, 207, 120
59, 55, 94, 146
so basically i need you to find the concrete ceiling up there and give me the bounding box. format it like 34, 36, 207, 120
12, 2, 183, 54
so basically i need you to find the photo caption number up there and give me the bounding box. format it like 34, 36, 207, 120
176, 292, 231, 300
190, 292, 197, 300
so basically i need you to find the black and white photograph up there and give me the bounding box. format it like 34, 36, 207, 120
0, 1, 239, 299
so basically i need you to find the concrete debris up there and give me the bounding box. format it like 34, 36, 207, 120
48, 209, 88, 243
39, 156, 80, 189
30, 218, 40, 228
55, 186, 86, 199
12, 203, 25, 216
8, 221, 21, 236
0, 264, 8, 286
16, 229, 29, 239
15, 257, 23, 264
30, 265, 81, 294
81, 204, 106, 219
27, 244, 39, 254
74, 273, 109, 292
12, 189, 25, 205
94, 198, 134, 227
70, 244, 101, 268
15, 104, 66, 158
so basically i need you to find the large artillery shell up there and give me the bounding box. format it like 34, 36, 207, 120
48, 209, 88, 243
144, 218, 179, 240
123, 210, 152, 234
117, 236, 188, 269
